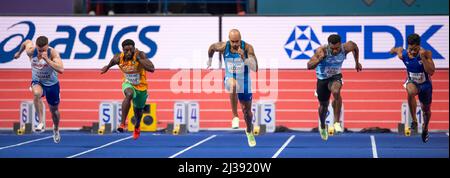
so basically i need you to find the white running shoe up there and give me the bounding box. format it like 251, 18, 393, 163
334, 122, 343, 133
53, 129, 61, 143
35, 122, 45, 133
232, 117, 240, 129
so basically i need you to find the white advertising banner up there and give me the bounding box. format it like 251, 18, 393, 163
222, 16, 449, 69
0, 16, 219, 69
1, 16, 448, 69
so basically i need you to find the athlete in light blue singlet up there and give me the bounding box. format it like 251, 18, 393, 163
390, 33, 435, 143
14, 36, 64, 143
307, 34, 362, 141
207, 29, 258, 147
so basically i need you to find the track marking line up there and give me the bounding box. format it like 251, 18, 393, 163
66, 136, 132, 158
169, 135, 216, 158
272, 135, 295, 158
0, 136, 52, 151
370, 135, 378, 158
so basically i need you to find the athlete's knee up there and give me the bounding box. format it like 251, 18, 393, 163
242, 108, 252, 119
319, 101, 329, 108
406, 83, 418, 96
49, 105, 59, 114
124, 89, 134, 100
32, 90, 42, 99
331, 89, 341, 99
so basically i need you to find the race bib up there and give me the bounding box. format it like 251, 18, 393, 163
125, 73, 140, 85
36, 71, 51, 80
324, 66, 340, 77
409, 72, 426, 84
227, 62, 244, 74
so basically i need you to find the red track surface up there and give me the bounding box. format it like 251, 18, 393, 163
0, 69, 448, 130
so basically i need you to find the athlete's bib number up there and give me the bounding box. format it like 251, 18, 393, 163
409, 72, 426, 84
36, 71, 51, 80
227, 62, 244, 74
324, 67, 340, 77
125, 73, 140, 85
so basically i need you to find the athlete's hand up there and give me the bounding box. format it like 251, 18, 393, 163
419, 48, 427, 59
389, 47, 396, 54
238, 46, 245, 60
317, 48, 326, 61
41, 51, 49, 61
14, 52, 21, 59
100, 65, 109, 74
355, 62, 362, 72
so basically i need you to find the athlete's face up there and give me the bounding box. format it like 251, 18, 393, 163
329, 43, 341, 56
36, 45, 49, 55
407, 44, 420, 57
123, 45, 135, 60
229, 32, 241, 50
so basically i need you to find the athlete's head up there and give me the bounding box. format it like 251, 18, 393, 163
122, 39, 135, 60
228, 29, 242, 50
36, 36, 49, 54
407, 33, 421, 57
327, 34, 342, 56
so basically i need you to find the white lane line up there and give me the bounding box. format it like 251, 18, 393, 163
66, 136, 132, 158
370, 135, 378, 158
272, 135, 295, 158
169, 135, 216, 158
0, 136, 52, 150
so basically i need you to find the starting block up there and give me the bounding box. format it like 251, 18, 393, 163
91, 122, 99, 134
17, 101, 45, 134
97, 123, 112, 135
252, 101, 276, 135
399, 102, 423, 136
127, 103, 157, 132
166, 123, 188, 135
173, 101, 199, 134
13, 122, 32, 135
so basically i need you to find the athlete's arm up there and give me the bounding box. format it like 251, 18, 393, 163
101, 54, 120, 74
242, 44, 258, 72
43, 49, 64, 74
207, 42, 226, 69
307, 47, 326, 70
14, 39, 34, 59
137, 51, 155, 73
420, 49, 435, 76
389, 47, 404, 60
344, 41, 362, 72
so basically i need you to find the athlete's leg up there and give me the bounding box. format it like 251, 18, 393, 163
330, 80, 343, 123
133, 90, 148, 129
239, 100, 253, 133
317, 79, 331, 130
31, 84, 44, 126
418, 82, 432, 143
49, 105, 60, 131
226, 78, 239, 118
406, 83, 419, 124
239, 94, 256, 147
120, 88, 134, 127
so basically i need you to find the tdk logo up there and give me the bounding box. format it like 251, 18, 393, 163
0, 21, 160, 63
284, 26, 321, 59
285, 25, 444, 60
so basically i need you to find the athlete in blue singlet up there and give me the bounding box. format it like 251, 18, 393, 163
207, 29, 258, 147
307, 34, 362, 140
390, 33, 435, 143
14, 36, 64, 143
